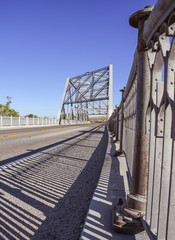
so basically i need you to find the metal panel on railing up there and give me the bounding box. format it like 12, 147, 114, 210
108, 1, 175, 238
122, 77, 137, 174
145, 8, 175, 240
116, 51, 137, 175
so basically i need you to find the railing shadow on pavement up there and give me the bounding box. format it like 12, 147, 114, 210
80, 131, 140, 240
0, 125, 108, 240
0, 125, 100, 167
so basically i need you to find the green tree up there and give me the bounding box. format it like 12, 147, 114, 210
0, 96, 19, 117
0, 104, 4, 115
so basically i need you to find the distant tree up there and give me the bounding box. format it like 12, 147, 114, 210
89, 116, 106, 122
0, 96, 19, 117
9, 109, 20, 117
25, 114, 38, 118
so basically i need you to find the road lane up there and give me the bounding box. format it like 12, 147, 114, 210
0, 124, 108, 240
0, 125, 87, 138
0, 124, 88, 136
0, 124, 99, 164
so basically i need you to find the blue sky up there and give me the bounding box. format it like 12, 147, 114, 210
0, 0, 157, 117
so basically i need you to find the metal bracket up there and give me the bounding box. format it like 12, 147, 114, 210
113, 150, 124, 157
112, 204, 145, 234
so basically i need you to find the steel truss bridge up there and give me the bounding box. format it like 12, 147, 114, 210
57, 65, 113, 123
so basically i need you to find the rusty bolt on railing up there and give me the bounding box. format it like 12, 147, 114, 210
112, 5, 153, 234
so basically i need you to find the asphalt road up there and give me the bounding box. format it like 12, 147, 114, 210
0, 124, 99, 165
0, 123, 108, 240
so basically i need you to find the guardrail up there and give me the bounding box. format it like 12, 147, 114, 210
109, 1, 175, 239
0, 115, 90, 127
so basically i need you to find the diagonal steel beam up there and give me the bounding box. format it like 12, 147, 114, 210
67, 75, 92, 102
93, 81, 109, 99
77, 69, 109, 101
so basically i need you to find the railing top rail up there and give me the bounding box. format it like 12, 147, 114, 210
117, 49, 137, 111
123, 50, 137, 101
143, 0, 175, 43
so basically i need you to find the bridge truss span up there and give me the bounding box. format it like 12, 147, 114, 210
57, 65, 113, 123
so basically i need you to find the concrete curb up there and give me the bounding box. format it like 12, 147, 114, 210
80, 130, 148, 240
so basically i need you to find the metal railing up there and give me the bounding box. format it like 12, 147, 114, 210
109, 1, 175, 239
0, 115, 90, 127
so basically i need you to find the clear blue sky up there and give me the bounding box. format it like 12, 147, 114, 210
0, 0, 157, 117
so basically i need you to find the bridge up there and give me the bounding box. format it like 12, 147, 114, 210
0, 0, 175, 240
57, 65, 113, 124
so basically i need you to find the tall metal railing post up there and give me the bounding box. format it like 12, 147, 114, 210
113, 89, 125, 156
115, 105, 119, 141
125, 5, 153, 215
113, 5, 153, 233
108, 116, 112, 132
112, 109, 116, 138
119, 88, 125, 150
111, 112, 114, 133
113, 105, 119, 142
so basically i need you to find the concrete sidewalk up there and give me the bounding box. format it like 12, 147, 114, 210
80, 131, 149, 240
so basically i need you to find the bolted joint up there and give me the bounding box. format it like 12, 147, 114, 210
126, 194, 146, 213
113, 149, 124, 157
112, 200, 145, 234
122, 205, 145, 219
121, 194, 146, 219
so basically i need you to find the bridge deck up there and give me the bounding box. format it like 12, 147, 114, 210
0, 124, 107, 240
